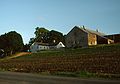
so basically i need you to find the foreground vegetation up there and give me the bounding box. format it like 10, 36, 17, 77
0, 44, 120, 79
0, 31, 24, 56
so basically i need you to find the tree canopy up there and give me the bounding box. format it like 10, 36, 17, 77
34, 27, 49, 43
30, 27, 65, 45
0, 31, 24, 56
48, 30, 65, 45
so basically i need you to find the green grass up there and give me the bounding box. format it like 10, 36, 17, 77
16, 43, 120, 59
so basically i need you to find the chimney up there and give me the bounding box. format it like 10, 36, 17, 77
96, 29, 98, 32
83, 25, 85, 30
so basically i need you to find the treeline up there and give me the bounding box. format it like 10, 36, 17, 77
0, 31, 24, 57
29, 27, 65, 46
0, 27, 65, 57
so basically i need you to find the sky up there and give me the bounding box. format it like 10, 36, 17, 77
0, 0, 120, 44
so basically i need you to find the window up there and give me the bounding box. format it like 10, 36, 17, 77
91, 42, 92, 45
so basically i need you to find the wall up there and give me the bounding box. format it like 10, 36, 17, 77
97, 36, 108, 44
88, 33, 97, 45
38, 45, 49, 50
30, 43, 38, 52
65, 27, 88, 48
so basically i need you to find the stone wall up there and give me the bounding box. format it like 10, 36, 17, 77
65, 27, 88, 48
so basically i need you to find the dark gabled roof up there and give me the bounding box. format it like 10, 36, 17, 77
105, 33, 120, 36
74, 26, 105, 36
73, 26, 112, 40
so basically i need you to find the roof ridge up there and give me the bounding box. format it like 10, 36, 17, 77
75, 26, 105, 36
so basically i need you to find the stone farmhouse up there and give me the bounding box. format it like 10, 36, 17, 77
30, 42, 65, 52
65, 26, 114, 48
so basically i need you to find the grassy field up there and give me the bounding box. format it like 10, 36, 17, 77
0, 44, 120, 79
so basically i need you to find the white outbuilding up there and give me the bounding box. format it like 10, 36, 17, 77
30, 42, 49, 52
30, 42, 65, 52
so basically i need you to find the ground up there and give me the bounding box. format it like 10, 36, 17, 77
0, 44, 120, 79
2, 52, 31, 60
0, 71, 120, 84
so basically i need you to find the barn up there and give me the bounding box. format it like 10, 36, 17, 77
65, 26, 114, 48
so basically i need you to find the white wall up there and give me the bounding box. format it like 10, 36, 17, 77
30, 43, 50, 52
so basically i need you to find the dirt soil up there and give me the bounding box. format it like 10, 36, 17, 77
6, 52, 31, 59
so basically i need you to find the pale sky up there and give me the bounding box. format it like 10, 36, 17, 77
0, 0, 120, 44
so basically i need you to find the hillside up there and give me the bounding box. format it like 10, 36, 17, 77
0, 44, 120, 78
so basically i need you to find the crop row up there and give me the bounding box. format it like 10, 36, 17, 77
0, 52, 120, 75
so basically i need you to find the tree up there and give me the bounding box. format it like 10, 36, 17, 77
29, 38, 35, 45
48, 30, 65, 45
7, 31, 24, 54
0, 34, 7, 50
34, 27, 49, 43
0, 31, 24, 56
22, 44, 30, 52
30, 27, 65, 46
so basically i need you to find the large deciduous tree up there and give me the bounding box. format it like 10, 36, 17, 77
48, 30, 65, 45
34, 27, 49, 43
0, 31, 24, 56
29, 27, 65, 46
